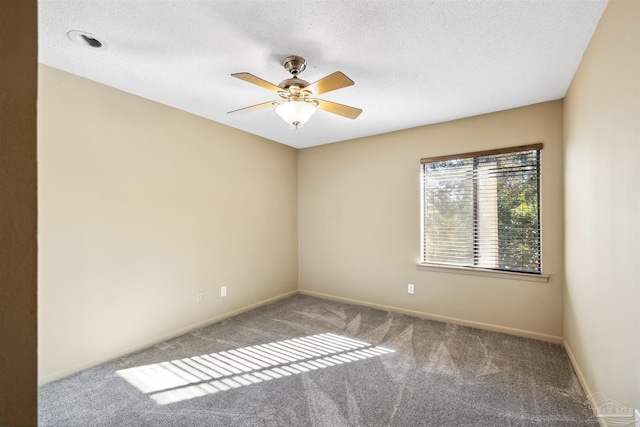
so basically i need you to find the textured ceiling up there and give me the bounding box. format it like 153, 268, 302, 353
38, 1, 607, 149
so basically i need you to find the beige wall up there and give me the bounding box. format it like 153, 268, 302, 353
38, 65, 298, 383
563, 0, 640, 418
0, 1, 38, 425
299, 101, 564, 342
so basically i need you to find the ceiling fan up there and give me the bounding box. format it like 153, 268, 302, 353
227, 55, 362, 130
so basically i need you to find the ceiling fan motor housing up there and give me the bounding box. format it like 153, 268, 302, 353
278, 78, 311, 99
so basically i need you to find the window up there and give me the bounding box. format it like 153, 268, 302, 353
420, 144, 542, 274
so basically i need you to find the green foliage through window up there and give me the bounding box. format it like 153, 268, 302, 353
422, 147, 541, 274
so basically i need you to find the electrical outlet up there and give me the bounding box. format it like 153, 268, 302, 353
221, 286, 227, 297
408, 284, 415, 294
196, 291, 204, 303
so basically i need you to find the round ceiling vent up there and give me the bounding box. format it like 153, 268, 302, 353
67, 30, 105, 49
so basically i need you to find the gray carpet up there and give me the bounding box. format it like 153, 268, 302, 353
39, 295, 596, 426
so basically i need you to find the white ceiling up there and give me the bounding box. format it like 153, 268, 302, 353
38, 1, 607, 149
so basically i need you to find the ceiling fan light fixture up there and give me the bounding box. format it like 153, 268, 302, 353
228, 55, 361, 126
275, 101, 316, 130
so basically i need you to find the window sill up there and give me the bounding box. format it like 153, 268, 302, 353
416, 263, 549, 283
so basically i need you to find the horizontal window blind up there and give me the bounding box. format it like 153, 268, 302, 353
421, 145, 542, 274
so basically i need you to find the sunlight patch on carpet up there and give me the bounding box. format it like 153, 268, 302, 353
116, 333, 394, 405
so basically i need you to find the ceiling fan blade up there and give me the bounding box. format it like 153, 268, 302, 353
306, 72, 354, 95
231, 73, 282, 92
313, 99, 362, 120
227, 100, 276, 114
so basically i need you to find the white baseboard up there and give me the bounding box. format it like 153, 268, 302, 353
39, 290, 298, 385
563, 339, 594, 397
564, 340, 610, 427
298, 289, 564, 344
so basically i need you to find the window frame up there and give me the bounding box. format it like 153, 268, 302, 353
418, 143, 548, 282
